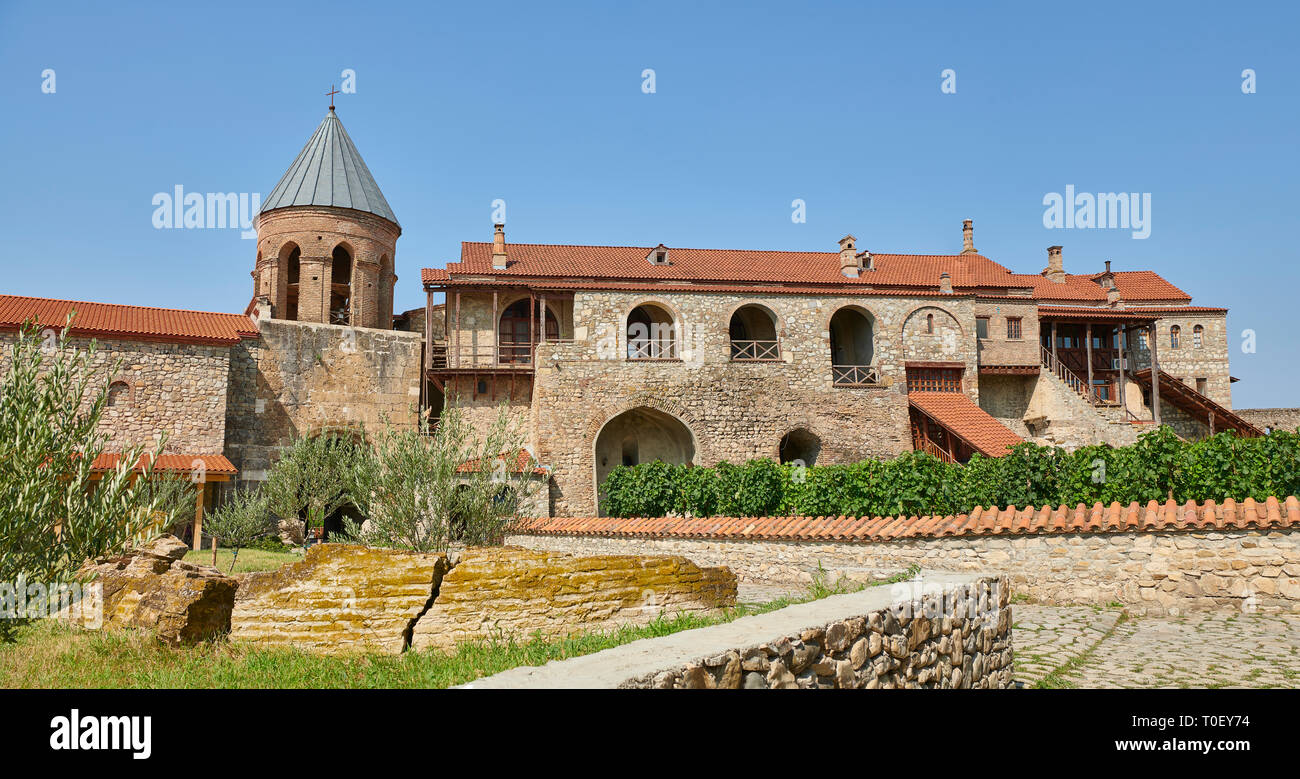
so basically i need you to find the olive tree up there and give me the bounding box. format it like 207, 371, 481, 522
200, 486, 273, 571
0, 322, 171, 640
337, 401, 540, 553
262, 431, 361, 548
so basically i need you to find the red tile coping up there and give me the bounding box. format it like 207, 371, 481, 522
0, 295, 258, 346
90, 453, 238, 475
516, 497, 1300, 542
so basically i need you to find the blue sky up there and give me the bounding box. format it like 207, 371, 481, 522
1, 0, 1296, 407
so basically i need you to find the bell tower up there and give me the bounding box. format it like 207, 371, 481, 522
251, 106, 401, 329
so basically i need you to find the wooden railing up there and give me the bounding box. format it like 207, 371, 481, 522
832, 364, 883, 387
730, 339, 780, 361
628, 339, 680, 360
1041, 346, 1101, 405
915, 435, 956, 463
429, 340, 576, 369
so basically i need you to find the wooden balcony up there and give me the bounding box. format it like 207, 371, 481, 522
428, 340, 575, 372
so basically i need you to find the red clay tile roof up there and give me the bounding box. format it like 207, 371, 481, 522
431, 242, 1022, 288
1037, 306, 1159, 321
423, 242, 1196, 307
457, 450, 549, 476
0, 295, 259, 346
515, 496, 1300, 542
1097, 271, 1191, 302
90, 453, 238, 475
908, 391, 1022, 458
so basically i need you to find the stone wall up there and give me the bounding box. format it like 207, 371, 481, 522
624, 574, 1012, 689
223, 318, 423, 480
510, 498, 1300, 615
1237, 408, 1300, 434
465, 572, 1012, 689
0, 332, 232, 454
1128, 312, 1233, 409
517, 290, 976, 516
410, 546, 736, 652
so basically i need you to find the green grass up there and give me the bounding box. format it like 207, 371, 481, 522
0, 569, 882, 689
182, 547, 300, 574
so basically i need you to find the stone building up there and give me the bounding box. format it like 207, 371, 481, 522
423, 221, 1264, 516
0, 107, 1286, 523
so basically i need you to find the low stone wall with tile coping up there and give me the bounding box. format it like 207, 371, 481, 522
510, 497, 1300, 615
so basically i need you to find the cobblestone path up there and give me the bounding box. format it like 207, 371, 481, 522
1013, 605, 1300, 688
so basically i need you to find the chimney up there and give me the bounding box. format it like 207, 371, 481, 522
1098, 259, 1116, 289
961, 219, 976, 254
1043, 245, 1065, 283
939, 271, 953, 294
491, 223, 508, 269
838, 235, 859, 278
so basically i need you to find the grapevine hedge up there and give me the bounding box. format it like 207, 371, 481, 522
598, 427, 1300, 518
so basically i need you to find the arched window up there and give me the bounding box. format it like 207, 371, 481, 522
498, 299, 558, 364
280, 243, 301, 320
829, 307, 878, 385
729, 304, 779, 360
626, 304, 677, 359
1193, 324, 1203, 348
926, 313, 935, 334
1170, 325, 1181, 349
330, 246, 352, 325
107, 381, 129, 407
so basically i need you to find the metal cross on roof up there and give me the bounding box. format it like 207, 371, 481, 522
326, 84, 340, 110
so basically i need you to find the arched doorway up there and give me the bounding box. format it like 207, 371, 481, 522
594, 407, 696, 514
498, 299, 558, 364
778, 428, 820, 465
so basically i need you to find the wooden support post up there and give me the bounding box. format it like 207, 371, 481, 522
454, 291, 461, 369
193, 481, 206, 554
539, 294, 547, 344
1051, 321, 1058, 363
1085, 322, 1094, 402
1116, 325, 1127, 412
1149, 322, 1162, 427
528, 293, 535, 365
1208, 411, 1216, 436
492, 290, 499, 366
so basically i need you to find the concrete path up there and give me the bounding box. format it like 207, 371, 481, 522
1013, 605, 1300, 688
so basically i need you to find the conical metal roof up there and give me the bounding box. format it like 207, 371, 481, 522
260, 107, 399, 226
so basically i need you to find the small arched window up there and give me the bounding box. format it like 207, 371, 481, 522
926, 313, 935, 334
1170, 325, 1181, 349
107, 381, 129, 407
1193, 324, 1203, 348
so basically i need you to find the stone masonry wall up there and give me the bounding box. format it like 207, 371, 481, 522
517, 290, 977, 516
223, 318, 423, 480
621, 574, 1013, 689
0, 332, 232, 454
510, 526, 1300, 616
1238, 408, 1300, 433
1128, 312, 1232, 409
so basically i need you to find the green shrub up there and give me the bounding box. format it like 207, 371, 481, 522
596, 426, 1300, 519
